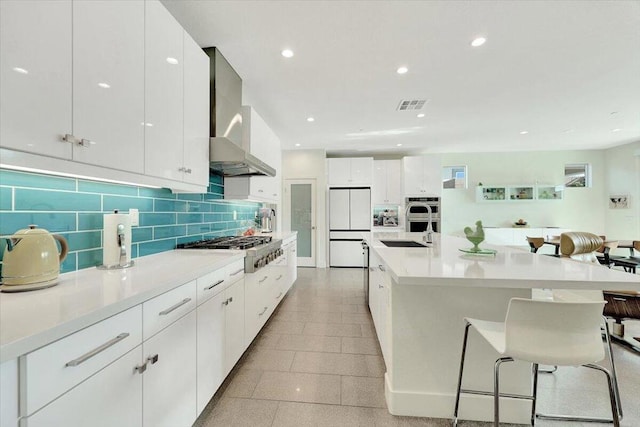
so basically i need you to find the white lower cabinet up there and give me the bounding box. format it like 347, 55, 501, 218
196, 291, 225, 414
23, 347, 143, 427
368, 252, 390, 368
143, 310, 197, 427
224, 278, 246, 375
0, 359, 18, 427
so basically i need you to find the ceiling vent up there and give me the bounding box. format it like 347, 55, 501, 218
396, 99, 428, 111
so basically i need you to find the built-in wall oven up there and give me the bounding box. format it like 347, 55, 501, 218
405, 197, 441, 233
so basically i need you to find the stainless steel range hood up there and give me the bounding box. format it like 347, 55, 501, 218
205, 47, 275, 177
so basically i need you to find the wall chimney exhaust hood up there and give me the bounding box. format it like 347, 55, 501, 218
204, 47, 275, 177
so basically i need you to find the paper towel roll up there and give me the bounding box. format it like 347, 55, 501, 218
103, 211, 132, 267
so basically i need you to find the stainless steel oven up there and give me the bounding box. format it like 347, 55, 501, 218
405, 197, 440, 233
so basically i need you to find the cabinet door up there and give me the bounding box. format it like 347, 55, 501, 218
329, 189, 351, 230
143, 311, 197, 427
24, 347, 143, 427
183, 31, 210, 186
72, 0, 144, 172
329, 240, 364, 267
349, 158, 373, 185
144, 0, 184, 181
403, 156, 425, 195
385, 160, 403, 205
373, 161, 388, 204
378, 271, 391, 368
224, 279, 246, 374
349, 189, 371, 230
288, 240, 298, 285
0, 0, 72, 159
327, 158, 352, 185
422, 155, 442, 196
0, 360, 18, 427
196, 292, 225, 414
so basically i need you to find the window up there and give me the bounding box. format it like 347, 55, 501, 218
442, 166, 467, 189
564, 163, 591, 187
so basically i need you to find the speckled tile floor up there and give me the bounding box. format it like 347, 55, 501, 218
194, 268, 640, 427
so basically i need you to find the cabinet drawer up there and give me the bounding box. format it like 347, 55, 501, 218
196, 268, 226, 305
23, 346, 143, 427
226, 259, 245, 284
22, 305, 142, 416
143, 280, 196, 340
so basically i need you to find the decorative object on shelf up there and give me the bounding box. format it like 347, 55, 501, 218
513, 218, 528, 228
460, 220, 496, 255
609, 194, 629, 209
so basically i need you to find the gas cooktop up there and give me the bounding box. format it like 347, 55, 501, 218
176, 236, 272, 250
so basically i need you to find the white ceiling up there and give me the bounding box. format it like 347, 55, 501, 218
162, 0, 640, 156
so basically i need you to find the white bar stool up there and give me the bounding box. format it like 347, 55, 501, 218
452, 298, 620, 427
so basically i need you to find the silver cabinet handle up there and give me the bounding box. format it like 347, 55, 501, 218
228, 297, 233, 304
258, 189, 264, 193
276, 275, 283, 281
204, 279, 224, 291
259, 276, 268, 283
222, 299, 229, 306
259, 306, 268, 316
159, 298, 191, 316
379, 284, 384, 289
378, 264, 386, 272
276, 292, 283, 299
135, 362, 147, 374
62, 133, 79, 144
178, 167, 186, 172
185, 168, 192, 174
230, 268, 244, 276
147, 354, 159, 365
78, 138, 92, 147
65, 333, 130, 367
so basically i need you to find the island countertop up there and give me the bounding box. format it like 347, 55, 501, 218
368, 232, 640, 290
0, 249, 244, 363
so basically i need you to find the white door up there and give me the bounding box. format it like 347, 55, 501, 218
349, 189, 371, 230
0, 0, 73, 159
286, 179, 316, 267
72, 0, 144, 172
329, 189, 350, 230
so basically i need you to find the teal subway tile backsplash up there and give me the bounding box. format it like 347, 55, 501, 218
0, 169, 262, 274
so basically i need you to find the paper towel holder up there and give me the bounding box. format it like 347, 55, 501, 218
97, 209, 135, 270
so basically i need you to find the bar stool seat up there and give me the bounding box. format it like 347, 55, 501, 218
452, 298, 620, 427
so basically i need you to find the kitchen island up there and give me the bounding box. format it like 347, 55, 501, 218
367, 232, 640, 423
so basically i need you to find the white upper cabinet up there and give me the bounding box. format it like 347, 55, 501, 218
182, 32, 210, 186
72, 0, 145, 173
327, 157, 373, 186
402, 155, 442, 196
144, 0, 184, 181
0, 0, 73, 159
224, 106, 282, 202
373, 160, 402, 205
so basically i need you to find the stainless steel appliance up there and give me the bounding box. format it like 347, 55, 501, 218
362, 241, 370, 306
405, 197, 441, 234
259, 207, 276, 233
204, 48, 276, 177
176, 235, 283, 273
329, 187, 371, 267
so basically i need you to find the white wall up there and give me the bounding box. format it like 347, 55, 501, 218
604, 140, 640, 241
281, 149, 327, 268
440, 150, 607, 235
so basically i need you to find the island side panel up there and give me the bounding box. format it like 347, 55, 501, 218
386, 282, 533, 424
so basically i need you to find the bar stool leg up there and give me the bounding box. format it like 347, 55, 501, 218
530, 363, 539, 426
452, 322, 471, 427
493, 357, 514, 427
584, 364, 621, 427
603, 317, 623, 418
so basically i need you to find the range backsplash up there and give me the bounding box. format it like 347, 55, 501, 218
0, 169, 261, 274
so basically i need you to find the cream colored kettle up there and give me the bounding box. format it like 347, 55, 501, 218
1, 225, 68, 289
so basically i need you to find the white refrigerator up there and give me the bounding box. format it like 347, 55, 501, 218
329, 188, 371, 267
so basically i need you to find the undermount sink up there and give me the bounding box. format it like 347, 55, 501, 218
380, 240, 428, 248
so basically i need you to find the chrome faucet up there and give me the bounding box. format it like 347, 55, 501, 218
405, 202, 434, 243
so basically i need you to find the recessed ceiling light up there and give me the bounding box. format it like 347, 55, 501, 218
396, 66, 408, 74
98, 82, 111, 89
417, 113, 425, 118
13, 67, 28, 74
306, 117, 315, 122
611, 128, 622, 132
281, 49, 294, 58
519, 130, 529, 135
471, 37, 487, 47
396, 143, 403, 147
295, 143, 301, 147
166, 57, 179, 65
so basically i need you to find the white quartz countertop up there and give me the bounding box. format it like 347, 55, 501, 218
368, 232, 640, 290
0, 249, 244, 362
